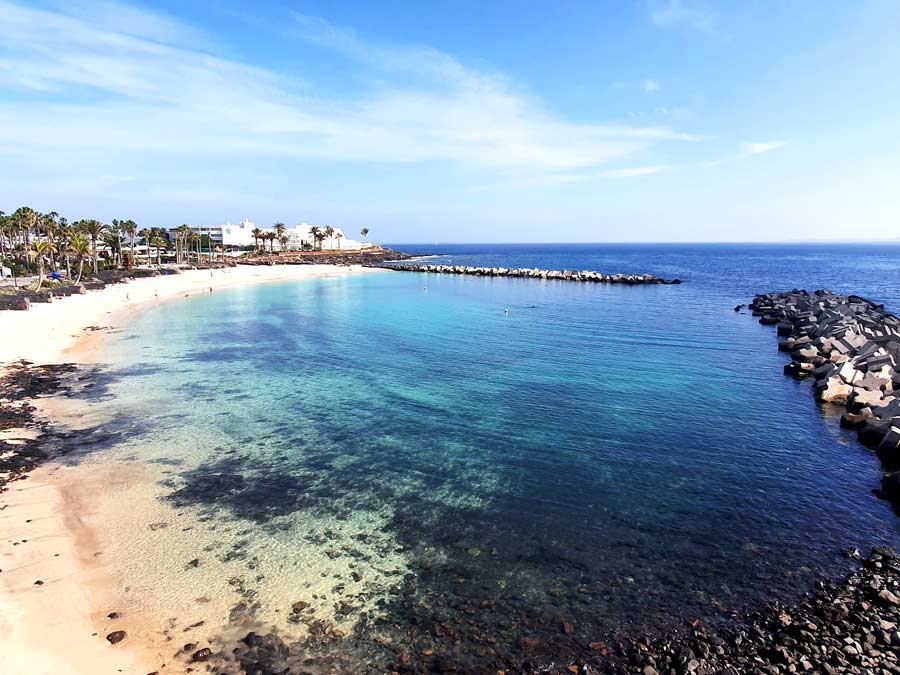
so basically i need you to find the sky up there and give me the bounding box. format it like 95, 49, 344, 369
1, 0, 899, 242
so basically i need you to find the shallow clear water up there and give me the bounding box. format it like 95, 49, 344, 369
68, 244, 900, 669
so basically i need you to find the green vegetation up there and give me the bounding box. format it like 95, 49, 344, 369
0, 205, 208, 290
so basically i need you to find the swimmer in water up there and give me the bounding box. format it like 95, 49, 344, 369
504, 307, 509, 315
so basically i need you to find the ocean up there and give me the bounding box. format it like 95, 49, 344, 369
67, 243, 900, 671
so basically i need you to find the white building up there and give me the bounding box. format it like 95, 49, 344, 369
167, 219, 258, 249
168, 220, 369, 251
286, 224, 367, 251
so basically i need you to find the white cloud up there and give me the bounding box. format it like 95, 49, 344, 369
705, 141, 785, 166
601, 165, 669, 178
643, 79, 661, 93
494, 165, 670, 189
651, 1, 722, 37
0, 1, 700, 181
742, 141, 785, 156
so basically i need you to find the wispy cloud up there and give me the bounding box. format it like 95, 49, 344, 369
741, 141, 785, 156
0, 0, 700, 187
705, 141, 785, 166
650, 0, 722, 37
493, 165, 671, 189
643, 79, 661, 93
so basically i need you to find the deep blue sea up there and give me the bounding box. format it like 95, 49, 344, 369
78, 243, 900, 670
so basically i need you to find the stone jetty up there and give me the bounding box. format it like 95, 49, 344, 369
750, 289, 900, 505
374, 262, 681, 285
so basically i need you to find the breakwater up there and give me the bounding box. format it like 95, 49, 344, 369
750, 290, 900, 505
374, 262, 681, 284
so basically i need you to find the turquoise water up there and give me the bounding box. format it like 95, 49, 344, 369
73, 245, 900, 671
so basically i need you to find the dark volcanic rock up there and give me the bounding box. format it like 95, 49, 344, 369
191, 647, 212, 661
0, 361, 78, 493
105, 630, 127, 645
237, 248, 413, 267
373, 262, 678, 285
749, 289, 900, 510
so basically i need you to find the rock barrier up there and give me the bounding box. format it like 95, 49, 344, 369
375, 262, 681, 285
239, 249, 413, 266
751, 289, 900, 505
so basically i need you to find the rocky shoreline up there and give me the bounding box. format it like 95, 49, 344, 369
186, 546, 900, 675
373, 262, 682, 285
749, 290, 900, 509
237, 248, 414, 266
0, 360, 78, 491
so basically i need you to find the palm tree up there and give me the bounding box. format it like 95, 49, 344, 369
56, 217, 72, 278
0, 213, 21, 287
78, 219, 105, 275
30, 240, 56, 291
151, 236, 168, 266
274, 222, 286, 251
267, 232, 277, 253
360, 227, 369, 243
12, 207, 37, 274
279, 235, 288, 251
176, 225, 193, 264
309, 226, 321, 251
69, 234, 91, 284
184, 230, 197, 264
138, 228, 151, 265
40, 212, 59, 270
0, 211, 7, 260
324, 226, 334, 250
335, 231, 343, 250
110, 219, 123, 267
125, 220, 138, 268
251, 227, 262, 253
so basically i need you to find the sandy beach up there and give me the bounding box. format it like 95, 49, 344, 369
0, 264, 381, 675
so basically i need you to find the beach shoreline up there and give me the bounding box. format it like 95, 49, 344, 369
0, 264, 384, 675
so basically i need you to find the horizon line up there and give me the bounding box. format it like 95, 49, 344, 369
384, 240, 900, 246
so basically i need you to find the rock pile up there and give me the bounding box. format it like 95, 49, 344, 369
602, 546, 900, 675
375, 262, 681, 285
750, 289, 900, 506
239, 248, 413, 266
205, 547, 900, 675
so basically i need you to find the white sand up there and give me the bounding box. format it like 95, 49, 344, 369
0, 264, 381, 364
0, 264, 382, 675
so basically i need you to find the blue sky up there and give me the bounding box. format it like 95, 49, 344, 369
1, 0, 898, 242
